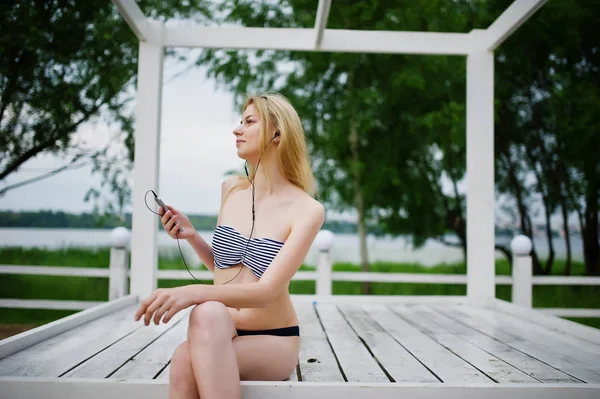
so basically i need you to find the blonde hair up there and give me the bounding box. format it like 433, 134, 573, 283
230, 91, 316, 197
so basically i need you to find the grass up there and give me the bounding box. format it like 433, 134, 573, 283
0, 247, 598, 330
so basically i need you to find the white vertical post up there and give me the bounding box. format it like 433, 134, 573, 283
314, 230, 334, 296
316, 250, 332, 296
130, 37, 164, 300
511, 235, 533, 307
466, 29, 496, 303
109, 227, 131, 300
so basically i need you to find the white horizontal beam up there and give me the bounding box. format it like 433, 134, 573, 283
2, 378, 600, 399
538, 308, 600, 318
485, 0, 548, 51
0, 265, 109, 277
314, 0, 332, 48
0, 299, 103, 310
162, 26, 473, 55
111, 0, 160, 43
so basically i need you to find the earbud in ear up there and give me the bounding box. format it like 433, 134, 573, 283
274, 131, 280, 137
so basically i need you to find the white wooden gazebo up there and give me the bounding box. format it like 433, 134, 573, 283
119, 0, 546, 303
2, 1, 600, 398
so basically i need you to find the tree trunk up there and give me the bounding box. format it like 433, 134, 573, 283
582, 183, 599, 276
542, 201, 555, 275
504, 151, 543, 274
561, 198, 572, 276
349, 116, 370, 294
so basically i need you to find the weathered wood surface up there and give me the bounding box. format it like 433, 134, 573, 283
2, 297, 598, 393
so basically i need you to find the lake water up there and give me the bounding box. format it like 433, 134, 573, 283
0, 228, 583, 267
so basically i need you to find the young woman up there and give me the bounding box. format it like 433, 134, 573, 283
134, 92, 325, 399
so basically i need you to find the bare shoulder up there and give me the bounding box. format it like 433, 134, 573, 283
290, 190, 325, 228
221, 175, 244, 198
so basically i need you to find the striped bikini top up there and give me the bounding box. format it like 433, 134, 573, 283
212, 225, 285, 279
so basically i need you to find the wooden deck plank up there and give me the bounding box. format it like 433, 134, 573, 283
295, 301, 345, 382
0, 304, 140, 377
156, 363, 170, 381
478, 304, 600, 355
315, 303, 389, 382
62, 306, 191, 378
363, 304, 491, 383
391, 305, 539, 383
440, 305, 600, 383
337, 304, 439, 383
412, 306, 580, 383
110, 309, 190, 380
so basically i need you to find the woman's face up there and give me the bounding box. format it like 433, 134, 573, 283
233, 103, 262, 162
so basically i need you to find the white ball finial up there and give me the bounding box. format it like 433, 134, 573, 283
511, 234, 532, 256
111, 227, 131, 248
314, 229, 334, 252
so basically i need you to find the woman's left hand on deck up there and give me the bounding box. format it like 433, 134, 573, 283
134, 286, 197, 326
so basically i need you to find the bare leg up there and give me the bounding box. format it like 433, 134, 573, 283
187, 301, 240, 399
169, 340, 200, 399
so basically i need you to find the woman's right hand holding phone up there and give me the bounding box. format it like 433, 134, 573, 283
159, 205, 195, 240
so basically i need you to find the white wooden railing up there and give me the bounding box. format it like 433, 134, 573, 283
1, 230, 599, 319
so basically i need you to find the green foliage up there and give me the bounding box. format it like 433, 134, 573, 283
0, 247, 597, 329
0, 0, 212, 214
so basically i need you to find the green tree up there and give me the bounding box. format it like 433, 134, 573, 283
0, 0, 211, 214
191, 0, 480, 292
490, 0, 600, 275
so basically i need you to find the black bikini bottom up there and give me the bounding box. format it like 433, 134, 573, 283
236, 325, 300, 337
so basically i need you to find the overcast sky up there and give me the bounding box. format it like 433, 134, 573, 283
1, 54, 248, 216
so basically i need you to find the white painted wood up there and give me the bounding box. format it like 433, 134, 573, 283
444, 305, 600, 382
392, 306, 538, 383
484, 0, 549, 51
461, 305, 600, 357
466, 29, 495, 303
129, 40, 164, 301
315, 303, 389, 382
531, 276, 600, 285
316, 251, 332, 295
332, 272, 468, 283
0, 304, 140, 377
2, 378, 600, 399
337, 305, 439, 383
485, 298, 600, 346
156, 363, 170, 381
109, 309, 190, 379
538, 308, 600, 317
156, 269, 214, 280
414, 306, 580, 383
111, 0, 160, 43
314, 0, 331, 49
0, 265, 109, 277
5, 265, 599, 286
363, 305, 490, 383
294, 301, 344, 382
161, 26, 472, 55
292, 295, 468, 306
0, 299, 103, 310
63, 306, 190, 378
288, 363, 299, 381
109, 247, 129, 300
512, 255, 532, 307
0, 295, 137, 360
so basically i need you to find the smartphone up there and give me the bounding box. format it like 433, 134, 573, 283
151, 190, 182, 232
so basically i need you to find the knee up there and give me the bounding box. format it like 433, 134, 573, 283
170, 341, 194, 388
188, 301, 232, 341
